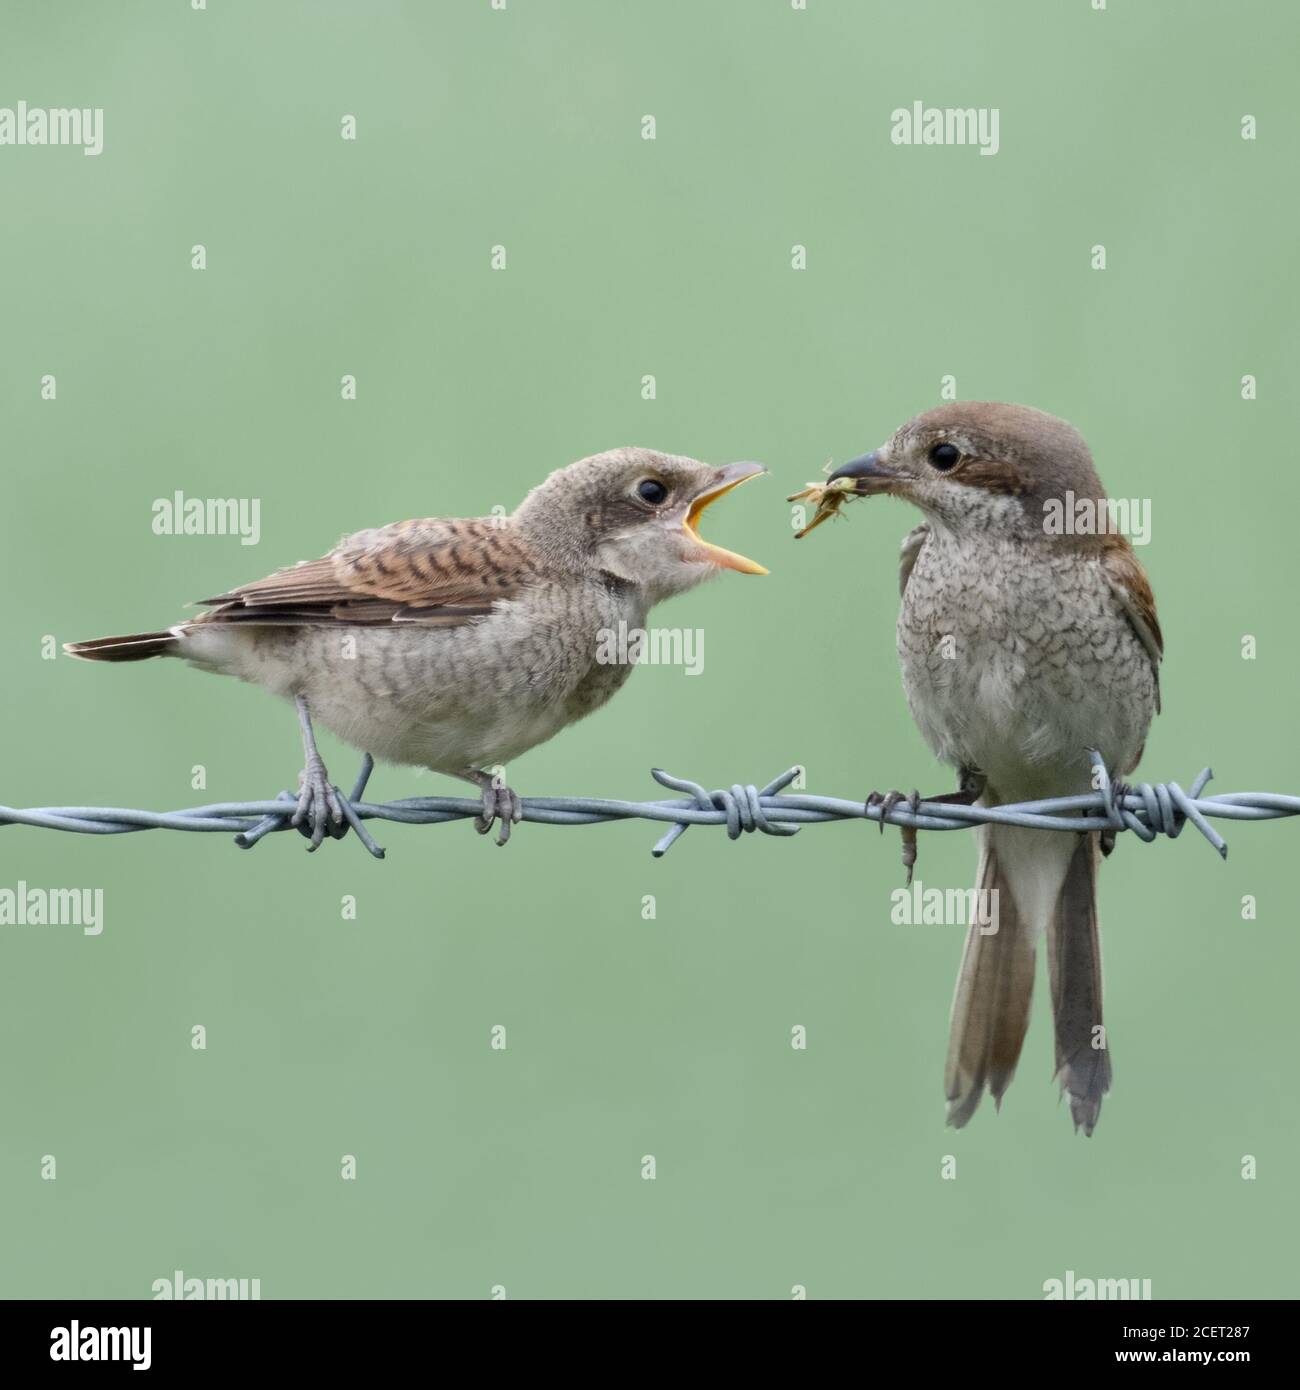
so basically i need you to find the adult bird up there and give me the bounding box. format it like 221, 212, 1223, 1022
817, 403, 1160, 1134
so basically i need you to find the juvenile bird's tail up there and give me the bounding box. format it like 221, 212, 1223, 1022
944, 821, 1110, 1135
64, 631, 179, 662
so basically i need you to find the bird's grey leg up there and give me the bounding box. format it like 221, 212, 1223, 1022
922, 765, 988, 809
289, 693, 344, 851
461, 768, 523, 847
866, 788, 924, 885
1100, 773, 1133, 858
867, 767, 987, 885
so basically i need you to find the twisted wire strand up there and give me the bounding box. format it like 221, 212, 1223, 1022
1, 753, 1295, 859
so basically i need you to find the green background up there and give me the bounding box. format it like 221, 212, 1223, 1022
2, 0, 1296, 1300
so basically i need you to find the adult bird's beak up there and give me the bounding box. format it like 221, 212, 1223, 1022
683, 461, 768, 574
827, 450, 897, 495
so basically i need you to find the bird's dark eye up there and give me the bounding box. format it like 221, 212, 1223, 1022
929, 442, 961, 471
637, 478, 668, 504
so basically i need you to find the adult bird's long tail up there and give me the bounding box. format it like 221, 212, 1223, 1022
1046, 830, 1111, 1134
944, 820, 1110, 1135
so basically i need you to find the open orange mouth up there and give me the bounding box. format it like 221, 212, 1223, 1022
683, 462, 768, 574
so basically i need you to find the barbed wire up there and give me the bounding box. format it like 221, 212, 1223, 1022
1, 753, 1297, 860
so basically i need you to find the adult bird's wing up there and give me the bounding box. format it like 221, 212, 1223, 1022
898, 523, 930, 597
194, 517, 543, 629
1099, 532, 1163, 713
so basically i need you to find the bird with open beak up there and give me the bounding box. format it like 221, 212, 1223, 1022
66, 448, 766, 847
795, 402, 1162, 1135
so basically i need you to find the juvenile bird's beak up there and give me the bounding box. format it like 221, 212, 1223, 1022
827, 450, 897, 495
683, 461, 768, 574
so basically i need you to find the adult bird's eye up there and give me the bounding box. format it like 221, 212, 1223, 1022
637, 478, 668, 504
929, 442, 961, 471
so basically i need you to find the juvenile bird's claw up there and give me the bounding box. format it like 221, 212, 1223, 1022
475, 782, 523, 847
291, 756, 346, 851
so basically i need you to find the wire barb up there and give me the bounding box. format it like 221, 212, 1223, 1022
1, 762, 1294, 858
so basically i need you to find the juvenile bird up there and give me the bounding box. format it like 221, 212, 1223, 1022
820, 403, 1161, 1134
67, 448, 766, 848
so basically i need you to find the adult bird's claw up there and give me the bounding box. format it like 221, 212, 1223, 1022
1100, 778, 1132, 858
866, 788, 922, 884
